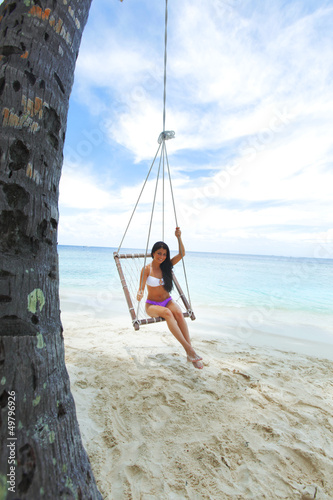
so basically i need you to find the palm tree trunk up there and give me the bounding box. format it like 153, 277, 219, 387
0, 0, 102, 497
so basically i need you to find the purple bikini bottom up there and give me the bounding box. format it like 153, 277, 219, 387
146, 296, 172, 308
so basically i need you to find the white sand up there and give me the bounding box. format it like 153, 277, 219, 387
63, 311, 333, 499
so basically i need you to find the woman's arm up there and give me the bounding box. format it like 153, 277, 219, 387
171, 227, 185, 266
137, 265, 149, 301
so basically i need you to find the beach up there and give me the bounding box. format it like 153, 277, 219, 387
62, 308, 333, 499
59, 246, 333, 498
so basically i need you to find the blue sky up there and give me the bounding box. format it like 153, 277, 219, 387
59, 0, 333, 258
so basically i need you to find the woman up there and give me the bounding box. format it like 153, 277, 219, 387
137, 227, 203, 369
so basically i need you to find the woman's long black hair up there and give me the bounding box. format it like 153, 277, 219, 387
151, 241, 173, 293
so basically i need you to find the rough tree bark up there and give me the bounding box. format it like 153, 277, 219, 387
0, 0, 102, 498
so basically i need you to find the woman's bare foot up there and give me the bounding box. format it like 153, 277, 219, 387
186, 349, 202, 362
187, 355, 204, 369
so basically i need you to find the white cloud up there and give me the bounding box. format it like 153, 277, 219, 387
60, 0, 333, 257
59, 170, 113, 210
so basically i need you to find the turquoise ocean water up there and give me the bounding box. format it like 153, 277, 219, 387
59, 246, 333, 358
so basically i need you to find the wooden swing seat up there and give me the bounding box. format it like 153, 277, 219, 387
114, 252, 195, 331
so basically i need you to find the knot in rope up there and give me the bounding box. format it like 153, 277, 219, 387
158, 130, 175, 144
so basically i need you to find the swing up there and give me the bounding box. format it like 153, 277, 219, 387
114, 0, 195, 330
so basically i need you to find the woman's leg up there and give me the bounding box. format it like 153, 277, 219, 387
166, 300, 191, 344
167, 301, 203, 368
146, 303, 199, 359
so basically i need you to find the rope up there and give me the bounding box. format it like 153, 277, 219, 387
158, 130, 175, 143
164, 145, 193, 309
162, 0, 168, 133
161, 0, 171, 243
117, 0, 193, 317
117, 142, 162, 253
117, 0, 173, 253
162, 142, 165, 241
137, 150, 164, 318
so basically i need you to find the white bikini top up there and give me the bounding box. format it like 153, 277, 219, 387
146, 265, 164, 287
